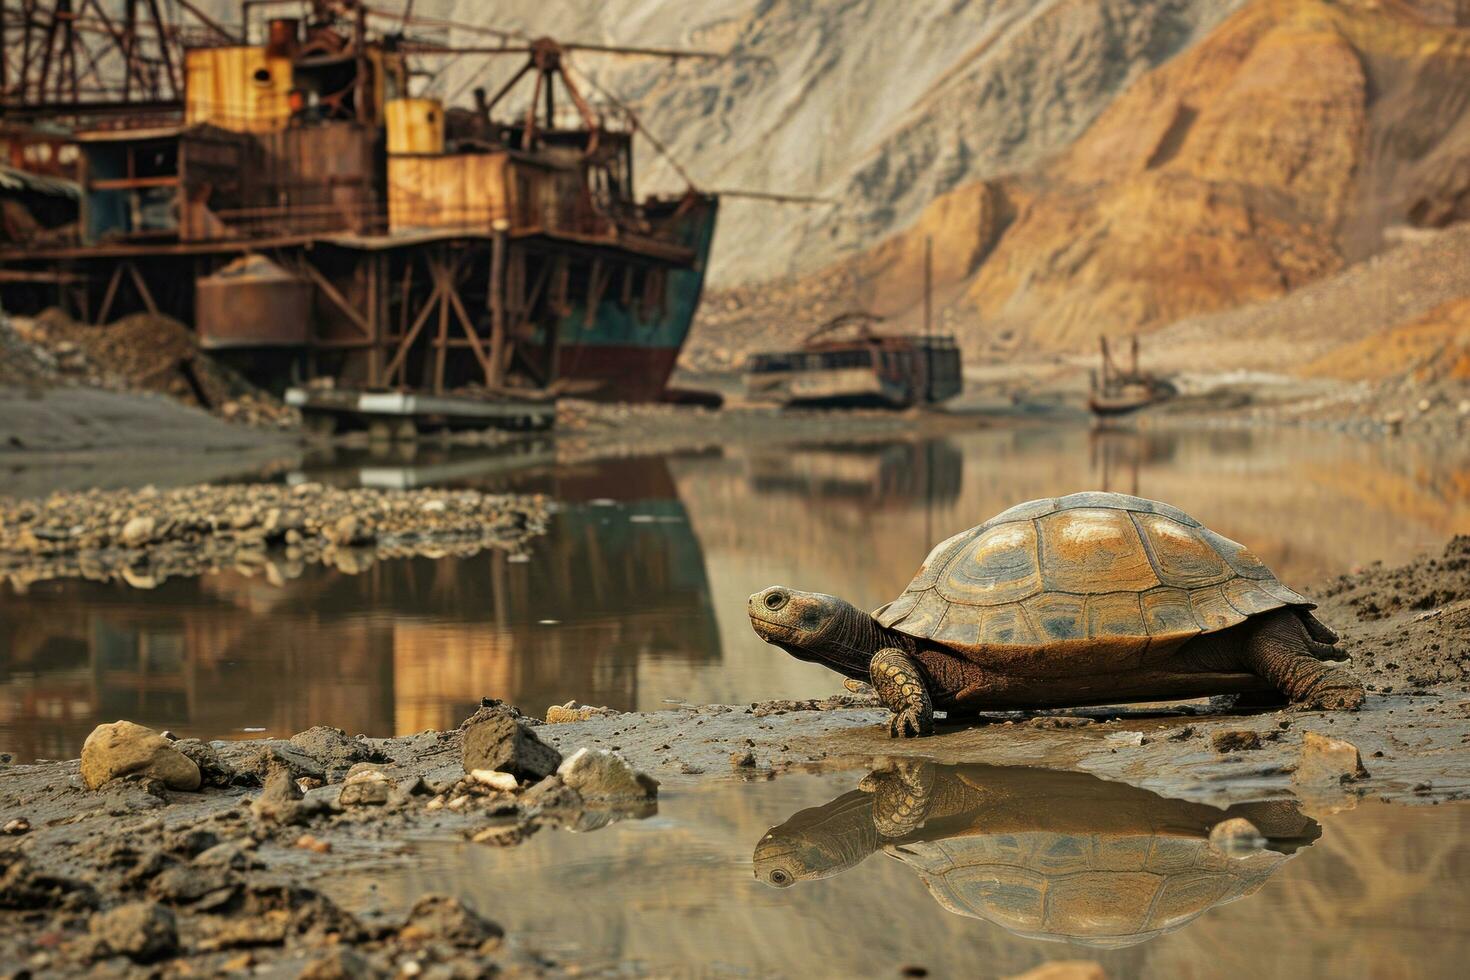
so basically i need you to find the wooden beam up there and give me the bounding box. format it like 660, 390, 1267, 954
125, 260, 158, 315
95, 262, 124, 324
297, 258, 372, 337
383, 268, 442, 385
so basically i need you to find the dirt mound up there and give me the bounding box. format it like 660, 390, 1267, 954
8, 309, 298, 430
1303, 295, 1470, 382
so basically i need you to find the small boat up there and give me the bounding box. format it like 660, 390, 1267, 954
743, 313, 962, 409
1088, 335, 1176, 418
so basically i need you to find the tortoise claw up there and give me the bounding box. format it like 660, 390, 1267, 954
889, 707, 933, 738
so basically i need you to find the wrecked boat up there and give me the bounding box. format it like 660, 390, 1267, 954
743, 312, 962, 409
1088, 334, 1177, 418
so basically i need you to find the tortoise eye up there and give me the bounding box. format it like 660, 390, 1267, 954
769, 869, 792, 886
765, 591, 788, 611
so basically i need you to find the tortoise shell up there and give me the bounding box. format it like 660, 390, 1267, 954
877, 492, 1309, 670
888, 822, 1290, 948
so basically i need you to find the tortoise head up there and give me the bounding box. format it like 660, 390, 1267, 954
752, 790, 880, 888
747, 587, 874, 675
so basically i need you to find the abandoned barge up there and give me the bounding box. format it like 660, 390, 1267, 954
0, 2, 720, 407
743, 312, 962, 409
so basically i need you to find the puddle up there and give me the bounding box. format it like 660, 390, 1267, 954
3, 425, 1468, 761
315, 765, 1470, 978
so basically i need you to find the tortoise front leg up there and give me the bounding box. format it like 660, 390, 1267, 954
870, 648, 934, 738
858, 759, 936, 837
1243, 611, 1365, 710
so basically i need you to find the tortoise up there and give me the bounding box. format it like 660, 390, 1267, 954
753, 762, 1320, 947
747, 491, 1363, 736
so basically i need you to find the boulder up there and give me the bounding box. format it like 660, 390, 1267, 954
461, 710, 561, 781
89, 901, 177, 963
80, 721, 201, 792
556, 748, 658, 803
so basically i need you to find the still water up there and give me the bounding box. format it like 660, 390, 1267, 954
3, 424, 1469, 761
320, 765, 1470, 979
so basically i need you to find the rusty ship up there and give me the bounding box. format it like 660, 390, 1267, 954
0, 1, 723, 406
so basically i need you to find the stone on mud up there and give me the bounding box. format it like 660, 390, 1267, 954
88, 901, 178, 963
545, 700, 619, 724
398, 895, 503, 949
299, 947, 386, 980
468, 769, 519, 792
80, 721, 201, 791
1295, 731, 1370, 785
461, 710, 561, 781
520, 775, 583, 813
339, 768, 391, 807
556, 747, 659, 803
120, 515, 156, 547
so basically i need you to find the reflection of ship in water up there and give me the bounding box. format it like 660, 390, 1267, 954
745, 440, 963, 510
754, 762, 1319, 948
0, 458, 718, 760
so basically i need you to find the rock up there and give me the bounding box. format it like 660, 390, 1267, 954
171, 739, 240, 787
545, 700, 619, 724
2, 818, 30, 835
556, 747, 659, 803
242, 742, 327, 784
1295, 731, 1369, 785
88, 901, 177, 963
1209, 817, 1266, 854
1211, 730, 1262, 753
147, 864, 238, 906
730, 750, 757, 769
327, 514, 372, 546
520, 775, 583, 813
299, 947, 386, 980
80, 721, 202, 791
398, 895, 503, 949
468, 769, 519, 792
120, 515, 156, 547
289, 726, 385, 777
339, 768, 391, 807
461, 710, 561, 781
251, 765, 310, 825
295, 834, 332, 854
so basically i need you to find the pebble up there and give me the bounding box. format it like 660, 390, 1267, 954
1295, 731, 1370, 785
1209, 817, 1266, 853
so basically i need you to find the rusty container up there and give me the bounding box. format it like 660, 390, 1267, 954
195, 255, 312, 348
385, 98, 445, 155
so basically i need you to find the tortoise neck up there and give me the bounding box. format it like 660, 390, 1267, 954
814, 605, 908, 678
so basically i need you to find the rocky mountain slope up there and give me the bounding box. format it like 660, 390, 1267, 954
684, 0, 1470, 373
427, 0, 1243, 285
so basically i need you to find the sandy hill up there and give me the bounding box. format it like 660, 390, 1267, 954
685, 0, 1470, 377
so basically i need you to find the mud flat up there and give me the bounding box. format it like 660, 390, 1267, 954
0, 483, 550, 591
1, 536, 1466, 975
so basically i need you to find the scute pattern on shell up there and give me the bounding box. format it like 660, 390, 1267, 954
877, 493, 1310, 667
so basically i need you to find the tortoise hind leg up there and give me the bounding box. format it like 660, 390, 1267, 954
870, 648, 934, 738
1243, 610, 1364, 710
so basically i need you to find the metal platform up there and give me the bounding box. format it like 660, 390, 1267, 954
285, 387, 556, 434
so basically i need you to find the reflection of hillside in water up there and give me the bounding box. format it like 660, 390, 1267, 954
0, 459, 719, 761
755, 762, 1319, 948
746, 440, 963, 511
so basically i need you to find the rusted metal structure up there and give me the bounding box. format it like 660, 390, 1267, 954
0, 1, 723, 404
743, 312, 963, 409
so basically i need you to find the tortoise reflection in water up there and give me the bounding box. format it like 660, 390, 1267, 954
748, 492, 1364, 737
753, 762, 1320, 948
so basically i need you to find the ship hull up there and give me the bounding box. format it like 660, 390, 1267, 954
545, 194, 719, 403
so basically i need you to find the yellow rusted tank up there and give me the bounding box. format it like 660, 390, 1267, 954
185, 46, 293, 134
385, 98, 445, 155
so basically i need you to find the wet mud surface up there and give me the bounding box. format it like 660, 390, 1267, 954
1, 536, 1467, 975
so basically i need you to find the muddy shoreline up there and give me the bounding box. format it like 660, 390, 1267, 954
2, 535, 1466, 975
